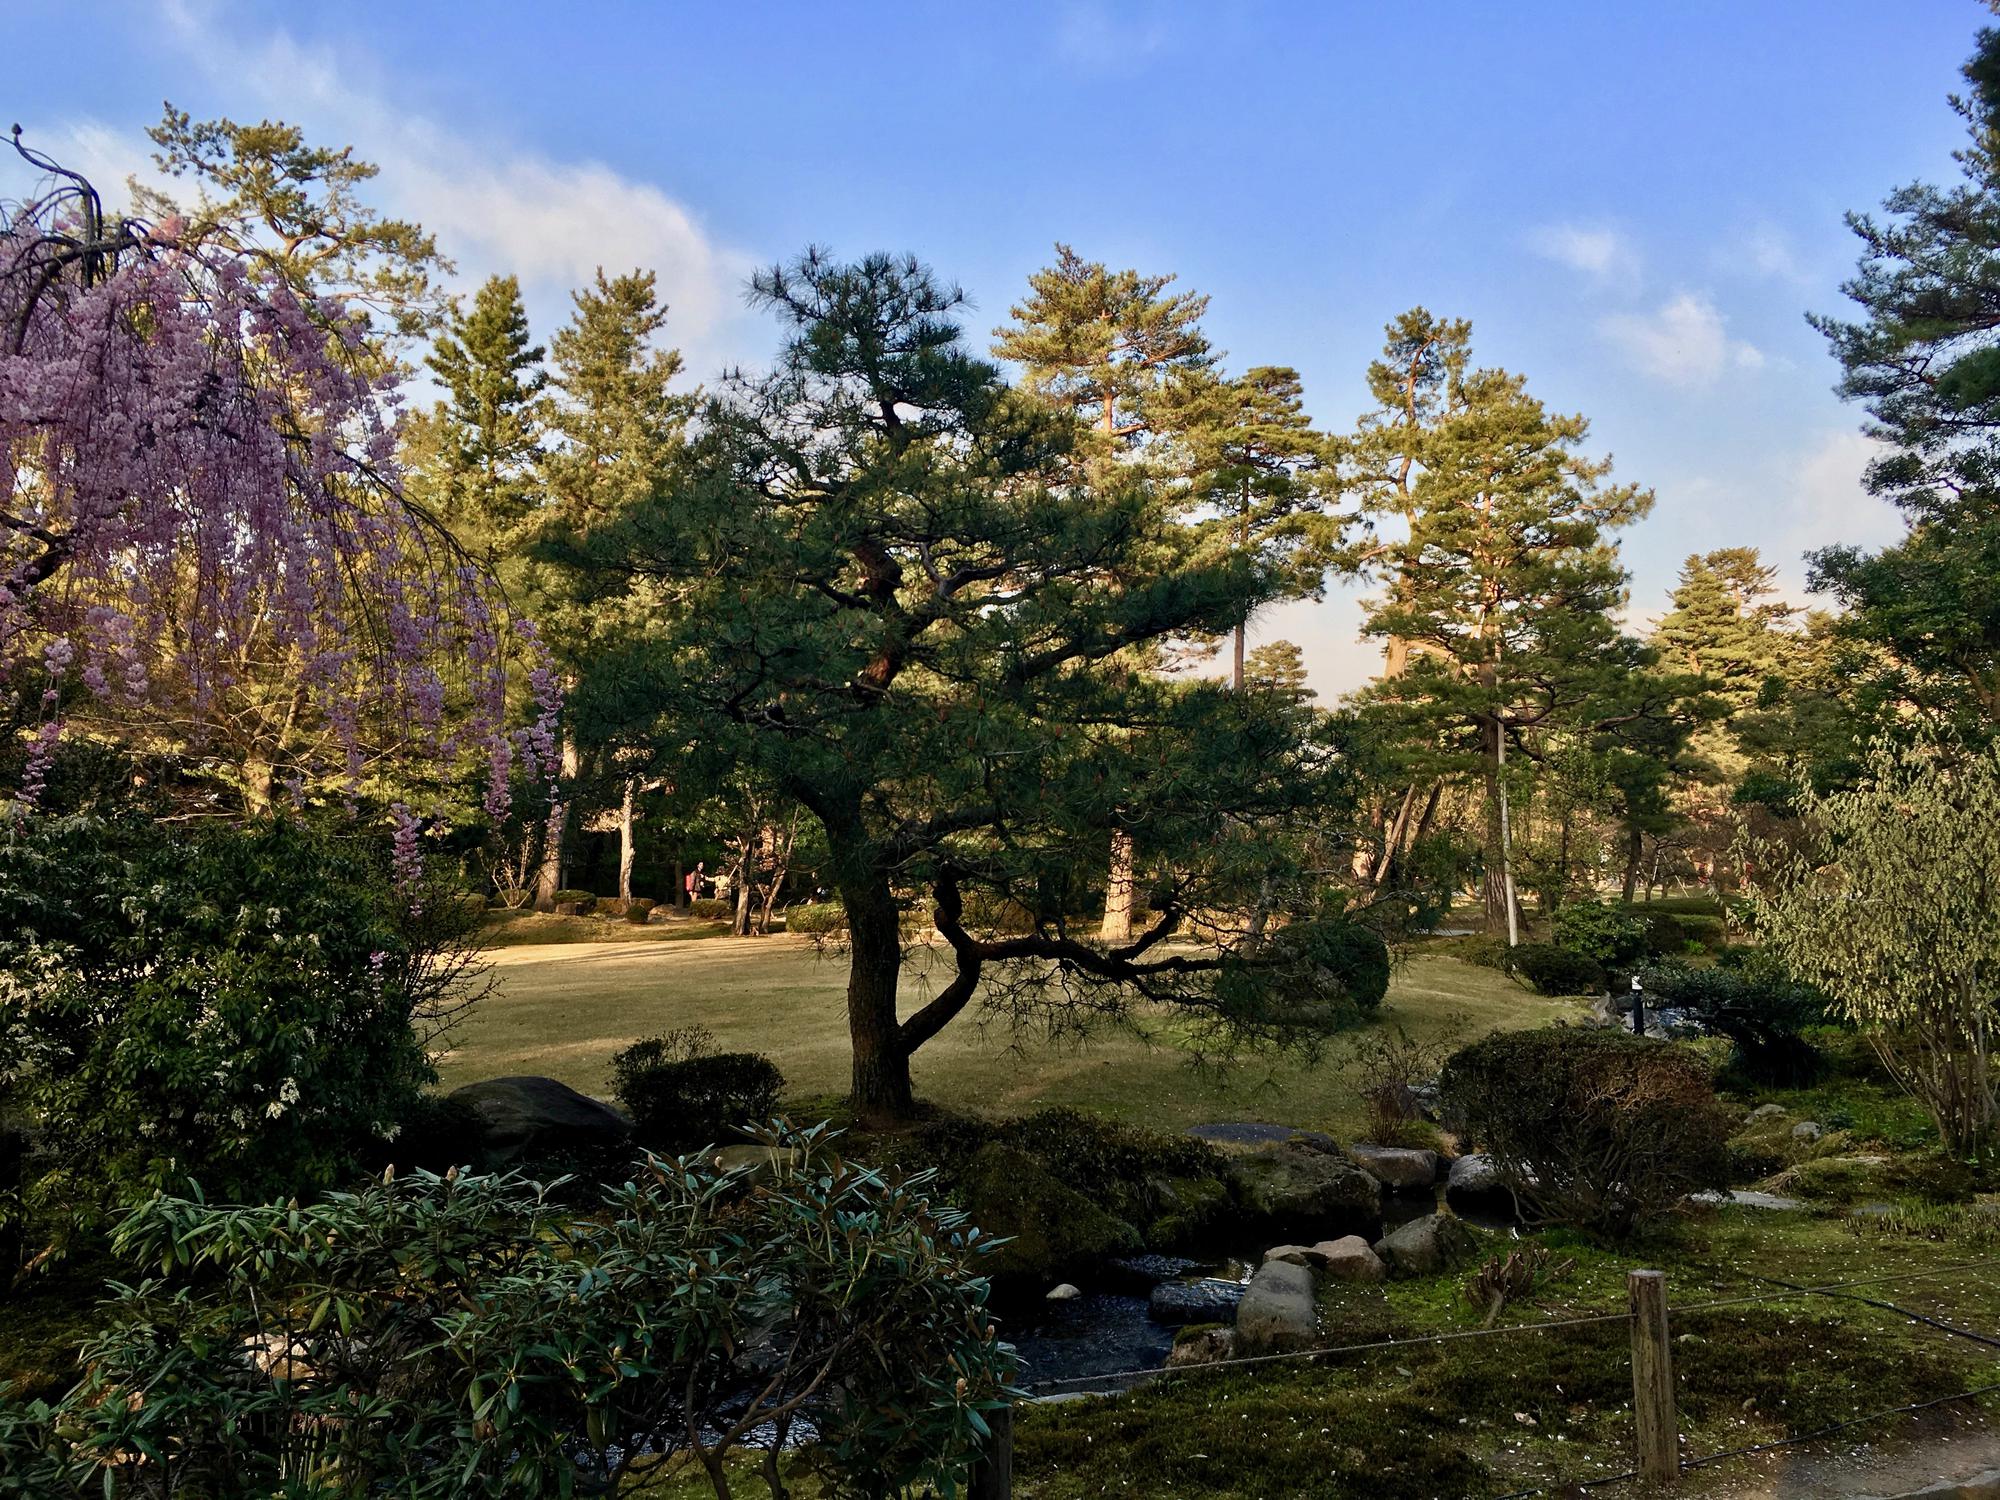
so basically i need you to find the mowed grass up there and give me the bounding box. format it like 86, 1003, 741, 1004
439, 934, 1582, 1133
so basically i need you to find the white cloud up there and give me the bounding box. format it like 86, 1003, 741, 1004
51, 3, 765, 382
1527, 222, 1639, 282
1781, 429, 1899, 566
1600, 292, 1763, 388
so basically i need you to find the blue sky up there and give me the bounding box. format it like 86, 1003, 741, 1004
2, 0, 1982, 694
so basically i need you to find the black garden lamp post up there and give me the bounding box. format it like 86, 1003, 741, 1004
1629, 972, 1646, 1036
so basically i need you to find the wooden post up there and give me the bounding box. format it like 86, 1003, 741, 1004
1629, 1269, 1680, 1484
969, 1403, 1013, 1500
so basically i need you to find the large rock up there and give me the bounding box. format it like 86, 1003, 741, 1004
1226, 1142, 1383, 1243
1234, 1259, 1318, 1355
447, 1076, 632, 1167
1445, 1153, 1518, 1219
1372, 1212, 1478, 1278
1145, 1173, 1233, 1249
1165, 1324, 1236, 1368
1348, 1143, 1439, 1191
958, 1144, 1140, 1288
1149, 1276, 1247, 1325
1316, 1235, 1387, 1283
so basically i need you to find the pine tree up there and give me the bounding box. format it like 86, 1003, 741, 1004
527, 269, 693, 905
993, 243, 1213, 458
1244, 639, 1314, 702
995, 247, 1220, 939
1655, 549, 1794, 714
418, 274, 547, 560
1345, 310, 1654, 936
1169, 366, 1340, 687
1811, 24, 2000, 730
553, 250, 1358, 1118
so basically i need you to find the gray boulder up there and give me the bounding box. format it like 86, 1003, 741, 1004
1316, 1235, 1387, 1283
1791, 1120, 1825, 1144
1445, 1153, 1517, 1218
1348, 1143, 1439, 1190
1749, 1103, 1788, 1121
1165, 1324, 1236, 1368
957, 1144, 1140, 1288
447, 1076, 632, 1166
1262, 1243, 1324, 1269
1234, 1259, 1318, 1354
1372, 1212, 1478, 1278
1149, 1276, 1246, 1326
1225, 1142, 1383, 1242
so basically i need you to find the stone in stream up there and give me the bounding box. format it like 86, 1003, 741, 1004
1445, 1153, 1518, 1218
1104, 1253, 1204, 1290
1347, 1143, 1440, 1190
1316, 1235, 1387, 1283
1046, 1283, 1082, 1302
1165, 1324, 1237, 1368
1233, 1259, 1318, 1354
1148, 1277, 1247, 1326
1224, 1141, 1383, 1243
1262, 1243, 1327, 1269
1689, 1188, 1805, 1212
1372, 1212, 1478, 1278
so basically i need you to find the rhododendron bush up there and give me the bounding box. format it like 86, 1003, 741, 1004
0, 138, 534, 812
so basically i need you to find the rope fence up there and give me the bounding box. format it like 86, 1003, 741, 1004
967, 1253, 2000, 1497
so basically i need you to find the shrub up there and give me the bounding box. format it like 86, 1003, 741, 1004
612, 1034, 785, 1150
785, 900, 846, 936
623, 897, 658, 924
549, 887, 597, 914
1551, 900, 1649, 969
0, 815, 474, 1264
1440, 1027, 1733, 1238
1319, 922, 1393, 1013
1641, 957, 1828, 1085
0, 1123, 1016, 1499
687, 897, 733, 921
1509, 943, 1605, 996
1348, 1021, 1465, 1146
1631, 910, 1726, 955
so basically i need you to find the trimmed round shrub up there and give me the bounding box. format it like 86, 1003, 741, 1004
623, 898, 658, 924
686, 897, 733, 921
1441, 1027, 1732, 1238
1319, 922, 1393, 1013
1509, 943, 1605, 996
550, 888, 597, 915
611, 1037, 785, 1151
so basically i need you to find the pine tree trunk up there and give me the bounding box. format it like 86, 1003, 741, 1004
843, 875, 913, 1117
1101, 827, 1135, 943
1620, 826, 1643, 903
618, 778, 637, 904
1232, 623, 1246, 693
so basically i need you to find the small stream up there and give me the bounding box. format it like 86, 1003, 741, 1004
1008, 1188, 1467, 1392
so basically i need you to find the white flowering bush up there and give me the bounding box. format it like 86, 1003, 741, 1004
0, 814, 484, 1265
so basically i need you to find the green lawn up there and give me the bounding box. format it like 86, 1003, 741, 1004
441, 933, 1581, 1134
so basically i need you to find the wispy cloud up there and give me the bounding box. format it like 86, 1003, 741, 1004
1717, 220, 1815, 287
1527, 221, 1639, 282
1600, 292, 1763, 388
1052, 2, 1171, 72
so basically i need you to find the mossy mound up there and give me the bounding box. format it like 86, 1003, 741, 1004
957, 1143, 1141, 1289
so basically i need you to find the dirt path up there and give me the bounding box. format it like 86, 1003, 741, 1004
1680, 1411, 2000, 1498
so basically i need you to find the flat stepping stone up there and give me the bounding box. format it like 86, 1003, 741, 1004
1690, 1188, 1805, 1211
1187, 1122, 1304, 1146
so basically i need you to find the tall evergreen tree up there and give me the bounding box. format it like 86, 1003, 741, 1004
1655, 549, 1795, 715
1245, 639, 1314, 703
417, 274, 547, 560
527, 270, 693, 904
1811, 23, 2000, 731
1169, 366, 1341, 687
993, 247, 1220, 938
554, 251, 1360, 1118
992, 243, 1213, 457
1345, 310, 1654, 935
